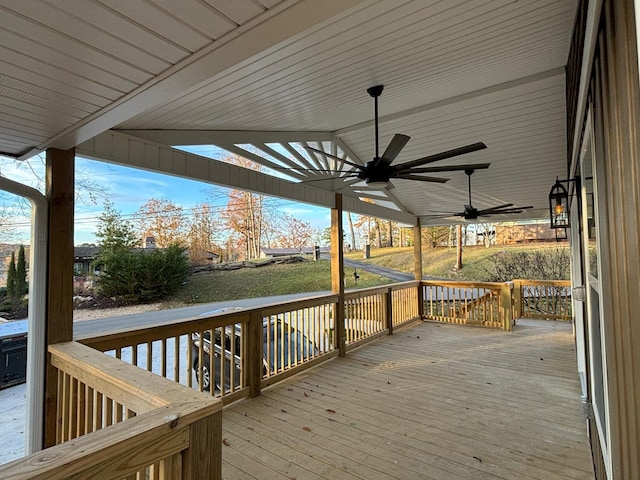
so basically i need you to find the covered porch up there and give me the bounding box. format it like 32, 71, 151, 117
0, 280, 589, 478
1, 0, 639, 478
221, 318, 592, 479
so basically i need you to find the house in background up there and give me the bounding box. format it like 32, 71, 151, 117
495, 222, 561, 244
72, 246, 100, 276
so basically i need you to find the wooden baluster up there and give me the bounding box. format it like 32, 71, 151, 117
212, 328, 219, 395
186, 334, 193, 388
85, 385, 93, 435
76, 380, 86, 439
160, 338, 167, 379
105, 396, 113, 427
94, 391, 103, 432
173, 335, 180, 384
56, 370, 64, 444
147, 341, 153, 372
160, 453, 182, 479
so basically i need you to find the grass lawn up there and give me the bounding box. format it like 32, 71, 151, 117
170, 242, 569, 306
345, 242, 570, 281
171, 258, 392, 305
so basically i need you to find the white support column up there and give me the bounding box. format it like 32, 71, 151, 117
0, 177, 48, 454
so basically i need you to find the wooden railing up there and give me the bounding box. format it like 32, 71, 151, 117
343, 287, 386, 346
80, 294, 341, 404
0, 279, 573, 478
390, 281, 421, 328
421, 280, 513, 331
73, 279, 570, 407
259, 296, 338, 388
0, 341, 222, 479
512, 279, 572, 320
78, 287, 424, 404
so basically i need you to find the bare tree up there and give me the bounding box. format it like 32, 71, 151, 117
133, 198, 187, 247
347, 212, 357, 250
0, 154, 108, 207
422, 226, 449, 248
0, 200, 17, 243
213, 154, 282, 260
186, 202, 221, 265
277, 215, 313, 251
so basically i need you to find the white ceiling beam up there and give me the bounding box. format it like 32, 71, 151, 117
116, 129, 334, 145
76, 130, 417, 225
218, 143, 308, 182
281, 142, 320, 173
334, 137, 365, 166
20, 0, 365, 159
257, 142, 319, 176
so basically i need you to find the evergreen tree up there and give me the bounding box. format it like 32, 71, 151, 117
6, 251, 16, 301
15, 244, 27, 296
95, 201, 138, 253
94, 201, 189, 302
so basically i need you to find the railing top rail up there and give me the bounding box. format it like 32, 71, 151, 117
261, 293, 340, 316
420, 279, 505, 289
50, 342, 222, 413
0, 400, 218, 480
79, 292, 341, 348
77, 311, 252, 350
344, 281, 420, 298
513, 279, 572, 287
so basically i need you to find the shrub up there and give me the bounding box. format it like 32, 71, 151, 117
483, 247, 570, 282
6, 251, 16, 300
97, 244, 190, 303
15, 245, 27, 297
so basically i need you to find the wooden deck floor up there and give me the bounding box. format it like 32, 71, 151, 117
222, 319, 594, 480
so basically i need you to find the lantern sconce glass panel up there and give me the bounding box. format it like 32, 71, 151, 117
549, 178, 570, 229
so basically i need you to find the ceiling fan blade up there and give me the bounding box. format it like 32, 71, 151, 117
394, 174, 449, 183
300, 174, 359, 184
378, 134, 410, 166
477, 203, 514, 213
267, 165, 351, 173
422, 213, 463, 219
398, 142, 487, 170
494, 206, 534, 212
397, 163, 491, 174
424, 209, 461, 214
304, 146, 363, 170
477, 205, 534, 215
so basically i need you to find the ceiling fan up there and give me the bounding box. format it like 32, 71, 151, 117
303, 84, 490, 189
427, 168, 534, 220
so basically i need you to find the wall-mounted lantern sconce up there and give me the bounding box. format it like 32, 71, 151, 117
549, 177, 570, 229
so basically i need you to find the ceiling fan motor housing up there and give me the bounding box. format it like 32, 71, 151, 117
360, 159, 393, 183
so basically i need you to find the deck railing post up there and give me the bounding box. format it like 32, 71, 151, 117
384, 289, 393, 335
331, 194, 346, 356
513, 279, 523, 319
44, 148, 75, 448
416, 282, 424, 319
500, 283, 513, 331
245, 312, 263, 398
182, 410, 223, 480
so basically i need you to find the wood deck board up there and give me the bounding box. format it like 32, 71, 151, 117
222, 319, 593, 480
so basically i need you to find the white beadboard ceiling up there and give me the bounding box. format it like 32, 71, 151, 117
0, 0, 578, 224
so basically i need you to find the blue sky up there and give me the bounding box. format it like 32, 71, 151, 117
1, 151, 332, 245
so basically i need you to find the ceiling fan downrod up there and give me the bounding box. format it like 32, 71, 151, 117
367, 85, 384, 161
465, 168, 474, 206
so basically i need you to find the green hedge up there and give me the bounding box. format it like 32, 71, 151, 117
96, 244, 190, 303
